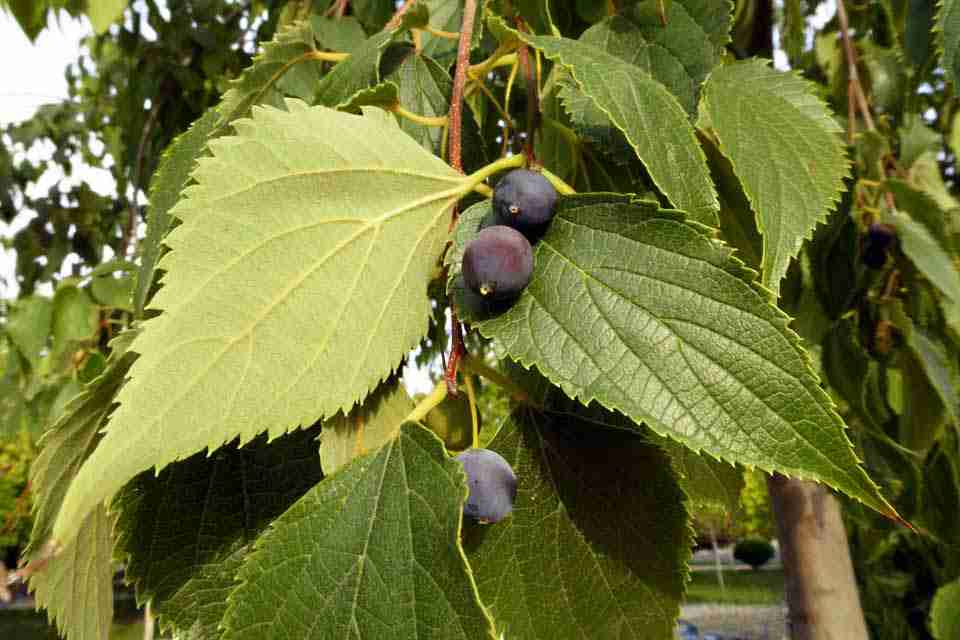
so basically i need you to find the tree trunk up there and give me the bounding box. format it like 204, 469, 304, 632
767, 474, 869, 640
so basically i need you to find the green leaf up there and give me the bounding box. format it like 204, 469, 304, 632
702, 132, 762, 271
113, 426, 324, 638
899, 114, 941, 170
5, 295, 53, 369
908, 152, 959, 212
316, 31, 395, 108
937, 0, 960, 87
319, 381, 413, 475
893, 209, 960, 303
507, 26, 719, 226
385, 51, 452, 152
135, 108, 221, 318
699, 59, 848, 296
51, 285, 98, 358
450, 195, 898, 519
674, 0, 732, 49
221, 423, 496, 640
905, 0, 936, 68
29, 505, 113, 640
28, 348, 136, 553
90, 273, 134, 310
311, 15, 367, 53
618, 3, 722, 113
86, 0, 126, 34
217, 21, 318, 125
463, 408, 690, 640
656, 436, 743, 514
53, 102, 466, 548
931, 578, 960, 639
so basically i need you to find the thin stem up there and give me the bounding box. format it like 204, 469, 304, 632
304, 50, 350, 63
460, 353, 535, 406
518, 43, 538, 159
539, 166, 576, 195
406, 381, 448, 423
467, 77, 514, 128
461, 153, 526, 192
444, 0, 479, 392
423, 25, 460, 39
472, 182, 493, 198
836, 0, 875, 136
463, 372, 480, 448
392, 106, 448, 127
467, 49, 518, 81
387, 0, 415, 29
445, 314, 465, 394
448, 0, 478, 175
502, 59, 521, 153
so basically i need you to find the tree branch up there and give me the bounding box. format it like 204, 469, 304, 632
836, 0, 874, 140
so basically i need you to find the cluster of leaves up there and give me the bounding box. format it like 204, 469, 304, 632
770, 2, 960, 637
2, 1, 960, 640
0, 430, 35, 552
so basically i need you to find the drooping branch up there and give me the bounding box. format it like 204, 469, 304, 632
836, 0, 875, 142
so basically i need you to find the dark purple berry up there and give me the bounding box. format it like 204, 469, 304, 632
462, 225, 534, 301
862, 223, 896, 270
455, 448, 517, 524
493, 169, 558, 233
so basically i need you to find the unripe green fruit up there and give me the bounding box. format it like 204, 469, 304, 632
422, 394, 478, 451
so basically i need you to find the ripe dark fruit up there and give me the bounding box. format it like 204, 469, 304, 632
423, 394, 477, 451
462, 225, 534, 301
455, 448, 517, 524
493, 168, 558, 233
863, 223, 896, 269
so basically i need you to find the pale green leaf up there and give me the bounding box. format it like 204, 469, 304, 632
87, 0, 126, 34
450, 195, 898, 519
908, 151, 960, 212
938, 0, 960, 87
5, 295, 52, 369
507, 26, 719, 226
51, 284, 98, 357
53, 102, 466, 548
136, 22, 321, 316
899, 114, 941, 170
463, 408, 690, 640
28, 348, 136, 553
135, 108, 221, 317
931, 578, 960, 640
30, 505, 113, 640
699, 59, 848, 296
221, 423, 496, 640
319, 381, 413, 475
113, 426, 323, 638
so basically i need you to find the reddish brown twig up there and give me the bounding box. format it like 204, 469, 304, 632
443, 0, 478, 394
447, 0, 477, 176
387, 0, 415, 29
836, 0, 874, 141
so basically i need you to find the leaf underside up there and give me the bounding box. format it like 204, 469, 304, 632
53, 101, 465, 547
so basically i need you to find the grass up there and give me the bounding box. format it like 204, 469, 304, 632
684, 568, 785, 605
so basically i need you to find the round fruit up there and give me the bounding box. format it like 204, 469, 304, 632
455, 448, 517, 524
462, 225, 534, 301
493, 168, 558, 233
423, 394, 477, 451
862, 223, 896, 270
